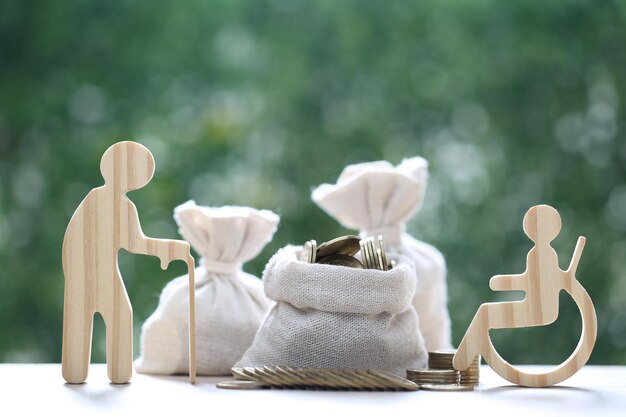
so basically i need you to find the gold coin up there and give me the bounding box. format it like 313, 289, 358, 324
429, 351, 479, 360
296, 368, 330, 387
367, 369, 420, 391
407, 369, 459, 376
264, 366, 301, 385
318, 254, 364, 268
363, 237, 375, 269
316, 235, 361, 260
231, 367, 251, 380
274, 366, 309, 386
419, 383, 475, 392
253, 367, 284, 385
372, 235, 387, 271
407, 377, 460, 383
377, 235, 389, 271
216, 380, 271, 390
428, 364, 479, 368
429, 349, 457, 355
298, 368, 354, 389
309, 240, 317, 263
242, 366, 261, 380
430, 361, 479, 367
365, 237, 376, 269
300, 241, 313, 263
343, 369, 384, 389
372, 236, 384, 271
326, 369, 364, 389
407, 375, 459, 384
366, 238, 381, 270
364, 238, 373, 269
376, 249, 387, 271
351, 369, 390, 389
363, 240, 374, 269
407, 374, 459, 378
324, 369, 363, 389
359, 241, 370, 269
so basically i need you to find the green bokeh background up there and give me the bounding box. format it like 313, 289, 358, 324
1, 0, 625, 365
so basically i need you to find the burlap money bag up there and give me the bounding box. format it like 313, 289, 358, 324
237, 245, 427, 375
135, 201, 278, 376
311, 157, 452, 352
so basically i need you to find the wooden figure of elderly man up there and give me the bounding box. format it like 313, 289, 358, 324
62, 141, 196, 384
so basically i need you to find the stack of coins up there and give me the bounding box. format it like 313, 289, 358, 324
300, 235, 393, 270
428, 350, 480, 386
221, 366, 419, 391
405, 369, 460, 385
359, 236, 389, 271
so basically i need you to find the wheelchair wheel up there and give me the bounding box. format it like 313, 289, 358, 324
482, 279, 597, 387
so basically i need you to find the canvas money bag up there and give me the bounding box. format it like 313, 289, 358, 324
237, 245, 427, 376
311, 157, 452, 352
135, 201, 279, 376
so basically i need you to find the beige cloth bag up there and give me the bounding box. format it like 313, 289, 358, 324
135, 201, 278, 376
311, 157, 452, 351
237, 245, 427, 376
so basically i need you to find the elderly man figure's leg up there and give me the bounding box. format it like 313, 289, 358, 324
62, 281, 93, 384
103, 277, 133, 384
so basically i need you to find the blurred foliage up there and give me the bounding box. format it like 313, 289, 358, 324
0, 0, 625, 365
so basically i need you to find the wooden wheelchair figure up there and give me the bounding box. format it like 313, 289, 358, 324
453, 205, 597, 387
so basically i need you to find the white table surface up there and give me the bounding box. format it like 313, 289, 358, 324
1, 364, 624, 416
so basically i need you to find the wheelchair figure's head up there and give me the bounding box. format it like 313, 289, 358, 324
523, 204, 561, 244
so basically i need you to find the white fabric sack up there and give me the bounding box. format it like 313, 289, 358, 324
311, 157, 452, 352
237, 245, 427, 376
135, 201, 279, 376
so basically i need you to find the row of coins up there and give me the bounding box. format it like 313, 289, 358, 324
217, 366, 419, 391
360, 236, 389, 270
405, 350, 480, 391
300, 235, 394, 270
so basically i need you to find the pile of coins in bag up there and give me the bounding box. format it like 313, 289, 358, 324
300, 235, 395, 270
405, 350, 480, 391
217, 366, 418, 391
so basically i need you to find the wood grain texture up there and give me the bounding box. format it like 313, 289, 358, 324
453, 204, 597, 387
62, 141, 196, 384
